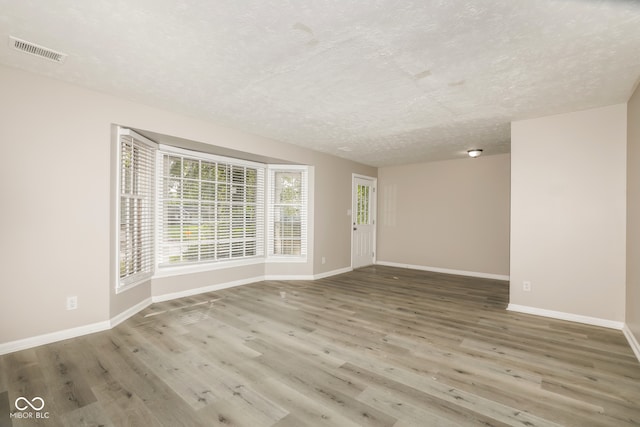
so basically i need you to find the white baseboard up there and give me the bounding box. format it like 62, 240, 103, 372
0, 296, 154, 356
110, 297, 152, 328
376, 260, 510, 281
0, 320, 111, 356
154, 267, 353, 300
314, 266, 353, 280
0, 266, 358, 355
623, 324, 640, 363
264, 274, 315, 281
507, 304, 624, 330
264, 267, 352, 281
152, 276, 264, 303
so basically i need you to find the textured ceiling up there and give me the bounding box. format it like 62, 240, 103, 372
1, 0, 640, 166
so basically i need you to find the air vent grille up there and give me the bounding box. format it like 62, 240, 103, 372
9, 36, 67, 63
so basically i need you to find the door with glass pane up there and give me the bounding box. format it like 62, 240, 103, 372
352, 175, 376, 269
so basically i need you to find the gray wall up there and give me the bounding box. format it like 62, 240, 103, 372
0, 64, 375, 345
627, 81, 640, 343
510, 104, 627, 322
377, 154, 510, 278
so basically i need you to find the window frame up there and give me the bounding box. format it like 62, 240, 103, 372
156, 144, 265, 270
267, 165, 309, 261
114, 130, 312, 285
115, 128, 157, 293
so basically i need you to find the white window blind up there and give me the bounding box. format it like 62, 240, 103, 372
118, 128, 156, 288
158, 147, 264, 266
268, 166, 308, 257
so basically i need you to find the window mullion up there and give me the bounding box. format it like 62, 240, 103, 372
158, 151, 264, 268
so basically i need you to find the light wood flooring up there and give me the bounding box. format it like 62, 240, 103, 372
1, 265, 639, 426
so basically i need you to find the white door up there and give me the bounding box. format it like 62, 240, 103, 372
352, 175, 376, 269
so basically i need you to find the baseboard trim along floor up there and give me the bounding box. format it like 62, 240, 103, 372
0, 267, 353, 355
506, 303, 625, 330
376, 260, 510, 281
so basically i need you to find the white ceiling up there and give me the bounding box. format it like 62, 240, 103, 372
1, 0, 640, 166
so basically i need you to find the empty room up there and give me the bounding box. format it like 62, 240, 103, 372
1, 1, 640, 426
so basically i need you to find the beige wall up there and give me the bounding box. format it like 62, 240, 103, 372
510, 104, 627, 322
152, 263, 265, 299
377, 154, 510, 277
5, 57, 635, 350
627, 82, 640, 342
0, 65, 375, 345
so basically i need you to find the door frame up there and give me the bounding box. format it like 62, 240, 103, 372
351, 173, 378, 269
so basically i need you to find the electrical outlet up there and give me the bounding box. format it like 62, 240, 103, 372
66, 296, 78, 310
523, 281, 531, 292
321, 256, 326, 265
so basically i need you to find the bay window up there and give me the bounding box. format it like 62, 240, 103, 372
157, 146, 265, 266
116, 127, 309, 290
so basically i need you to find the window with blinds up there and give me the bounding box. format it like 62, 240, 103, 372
158, 148, 265, 266
268, 166, 308, 257
118, 129, 156, 288
356, 183, 371, 225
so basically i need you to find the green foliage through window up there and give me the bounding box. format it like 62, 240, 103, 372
159, 152, 264, 265
270, 169, 307, 256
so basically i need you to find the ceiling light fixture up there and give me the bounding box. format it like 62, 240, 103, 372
467, 149, 483, 158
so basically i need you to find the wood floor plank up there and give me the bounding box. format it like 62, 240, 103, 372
91, 382, 163, 427
0, 391, 12, 427
247, 346, 396, 426
196, 389, 288, 427
343, 356, 563, 427
34, 344, 97, 414
60, 401, 114, 427
356, 385, 474, 427
4, 350, 65, 427
110, 325, 216, 410
84, 332, 212, 426
250, 378, 363, 427
344, 364, 515, 426
270, 413, 310, 427
459, 337, 640, 395
435, 366, 609, 427
541, 379, 640, 425
1, 265, 639, 426
0, 359, 7, 394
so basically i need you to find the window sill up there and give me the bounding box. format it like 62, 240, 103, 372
116, 273, 152, 294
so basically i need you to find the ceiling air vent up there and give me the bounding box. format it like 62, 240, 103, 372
9, 36, 67, 63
